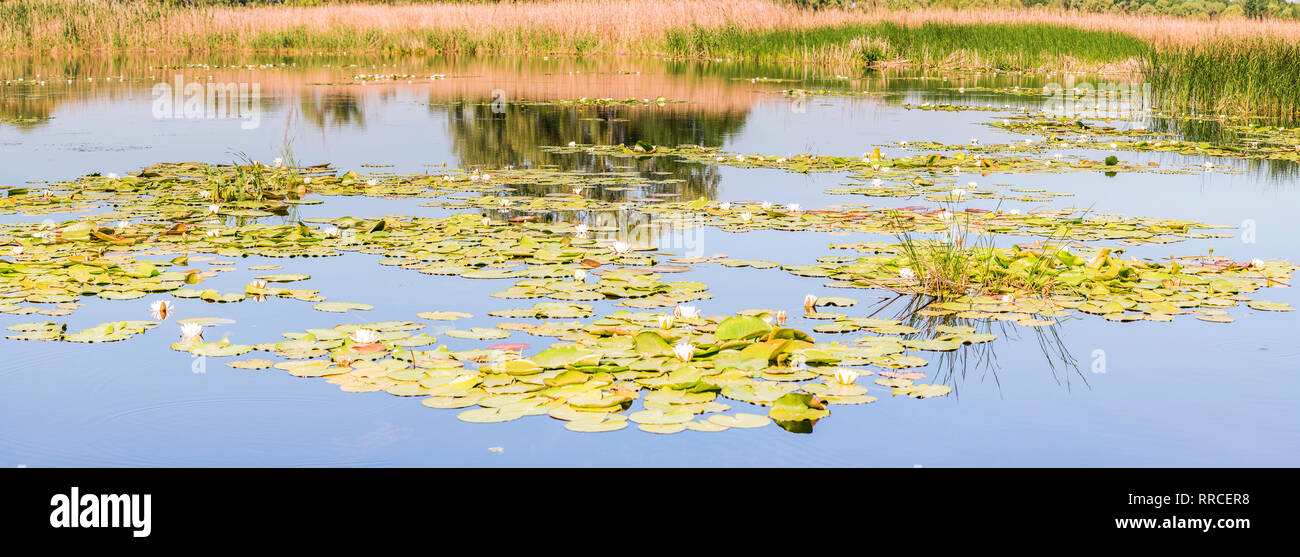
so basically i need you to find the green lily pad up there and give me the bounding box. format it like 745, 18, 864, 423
707, 413, 772, 429
768, 393, 830, 422
445, 327, 510, 340
313, 302, 374, 313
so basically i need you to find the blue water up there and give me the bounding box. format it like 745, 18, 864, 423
1, 56, 1296, 466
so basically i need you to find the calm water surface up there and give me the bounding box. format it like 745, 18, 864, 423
1, 55, 1297, 466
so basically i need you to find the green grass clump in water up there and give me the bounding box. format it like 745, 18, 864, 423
1146, 40, 1300, 123
661, 22, 1152, 71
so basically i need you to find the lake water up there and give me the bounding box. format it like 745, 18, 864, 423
2, 54, 1297, 466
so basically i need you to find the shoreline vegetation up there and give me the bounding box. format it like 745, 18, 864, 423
3, 0, 1300, 118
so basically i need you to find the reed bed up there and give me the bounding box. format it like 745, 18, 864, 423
4, 0, 1300, 119
1145, 40, 1300, 120
5, 1, 1300, 56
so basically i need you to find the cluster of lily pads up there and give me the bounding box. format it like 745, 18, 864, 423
988, 116, 1300, 161
792, 244, 1294, 324
194, 308, 957, 434
2, 117, 1296, 435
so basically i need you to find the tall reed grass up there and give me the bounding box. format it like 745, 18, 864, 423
1145, 40, 1300, 120
5, 0, 1300, 55
3, 0, 1300, 119
662, 22, 1152, 71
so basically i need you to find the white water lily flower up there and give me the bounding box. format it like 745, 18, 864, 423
899, 267, 915, 279
609, 241, 631, 255
761, 201, 773, 210
323, 226, 341, 238
672, 342, 695, 362
658, 314, 675, 330
774, 310, 787, 326
1251, 258, 1266, 268
180, 322, 203, 341
115, 220, 130, 231
735, 155, 745, 162
833, 368, 859, 385
951, 188, 967, 198
481, 174, 491, 181
250, 280, 267, 290
9, 246, 22, 255
1203, 162, 1214, 170
208, 204, 219, 214
899, 141, 908, 147
574, 223, 589, 238
804, 294, 818, 312
951, 166, 961, 174
970, 138, 979, 145
572, 187, 582, 196
1008, 209, 1021, 215
205, 229, 221, 238
871, 178, 883, 187
1000, 294, 1017, 303
739, 212, 752, 222
573, 269, 587, 282
719, 202, 732, 211
149, 300, 173, 320
302, 177, 312, 184
775, 157, 786, 163
967, 182, 978, 188
106, 173, 119, 179
366, 179, 377, 187
936, 210, 954, 221
497, 198, 511, 207
1053, 153, 1064, 160
1110, 142, 1119, 149
567, 141, 577, 147
273, 157, 283, 168
350, 328, 380, 344
673, 305, 700, 319
787, 203, 800, 213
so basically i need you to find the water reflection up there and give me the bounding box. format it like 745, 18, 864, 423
865, 293, 1087, 397
4, 53, 1298, 179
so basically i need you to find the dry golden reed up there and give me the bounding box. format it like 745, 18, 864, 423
4, 0, 1300, 54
